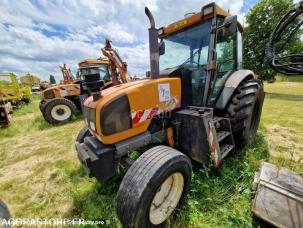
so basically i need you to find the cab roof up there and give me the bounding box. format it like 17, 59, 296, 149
159, 2, 243, 38
78, 58, 109, 68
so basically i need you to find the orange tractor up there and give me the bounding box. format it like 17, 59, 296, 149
75, 2, 265, 227
40, 40, 131, 124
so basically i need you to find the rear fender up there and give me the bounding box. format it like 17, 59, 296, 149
215, 69, 256, 111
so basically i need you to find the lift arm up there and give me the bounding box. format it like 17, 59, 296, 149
266, 1, 303, 75
101, 39, 131, 84
60, 64, 75, 84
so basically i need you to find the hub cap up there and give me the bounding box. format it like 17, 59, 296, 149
51, 104, 71, 121
149, 172, 184, 225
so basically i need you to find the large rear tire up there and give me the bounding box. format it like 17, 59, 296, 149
117, 146, 192, 228
43, 98, 77, 124
226, 79, 265, 146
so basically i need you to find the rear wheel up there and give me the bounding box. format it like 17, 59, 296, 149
43, 98, 77, 124
117, 145, 192, 228
226, 79, 264, 146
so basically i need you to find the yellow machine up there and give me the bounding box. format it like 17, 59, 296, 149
0, 72, 31, 106
75, 3, 265, 227
20, 73, 41, 95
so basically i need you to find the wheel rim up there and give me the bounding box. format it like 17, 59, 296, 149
51, 104, 72, 121
149, 172, 184, 225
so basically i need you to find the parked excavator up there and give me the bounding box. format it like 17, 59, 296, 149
266, 1, 303, 75
75, 3, 265, 227
40, 40, 132, 124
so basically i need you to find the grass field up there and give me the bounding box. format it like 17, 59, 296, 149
0, 81, 302, 227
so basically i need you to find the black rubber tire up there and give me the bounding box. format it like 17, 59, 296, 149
43, 98, 77, 124
76, 126, 91, 143
117, 145, 192, 228
226, 79, 265, 146
0, 200, 11, 228
39, 100, 46, 113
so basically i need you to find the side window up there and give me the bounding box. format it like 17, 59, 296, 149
208, 25, 237, 105
216, 29, 237, 73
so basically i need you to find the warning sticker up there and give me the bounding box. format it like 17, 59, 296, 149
158, 83, 170, 102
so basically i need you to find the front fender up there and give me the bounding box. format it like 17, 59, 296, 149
215, 69, 256, 111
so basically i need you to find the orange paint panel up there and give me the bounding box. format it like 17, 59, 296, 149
88, 78, 181, 145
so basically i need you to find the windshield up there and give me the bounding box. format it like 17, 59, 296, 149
160, 20, 212, 70
80, 64, 111, 81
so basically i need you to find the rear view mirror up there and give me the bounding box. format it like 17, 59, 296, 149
223, 15, 237, 36
159, 41, 165, 56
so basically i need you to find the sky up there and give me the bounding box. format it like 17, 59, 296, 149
0, 0, 259, 81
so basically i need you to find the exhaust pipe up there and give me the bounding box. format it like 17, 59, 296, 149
145, 7, 160, 79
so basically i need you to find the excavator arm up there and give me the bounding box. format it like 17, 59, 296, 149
101, 39, 132, 84
60, 64, 75, 84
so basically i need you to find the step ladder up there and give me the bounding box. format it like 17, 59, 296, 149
208, 117, 235, 167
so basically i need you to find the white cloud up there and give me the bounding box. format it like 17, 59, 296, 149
0, 0, 245, 81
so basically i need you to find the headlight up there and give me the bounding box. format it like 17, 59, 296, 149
0, 111, 5, 118
89, 121, 96, 131
100, 93, 132, 136
83, 106, 96, 132
158, 27, 164, 36
202, 4, 214, 17
43, 90, 55, 99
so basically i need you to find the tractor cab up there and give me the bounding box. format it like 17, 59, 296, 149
158, 3, 243, 108
78, 58, 112, 89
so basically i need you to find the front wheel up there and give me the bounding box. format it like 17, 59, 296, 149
43, 98, 77, 124
0, 200, 11, 228
117, 146, 192, 228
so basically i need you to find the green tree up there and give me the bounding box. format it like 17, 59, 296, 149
49, 75, 56, 84
244, 0, 301, 81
